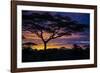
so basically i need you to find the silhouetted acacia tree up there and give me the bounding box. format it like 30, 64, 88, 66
22, 11, 89, 50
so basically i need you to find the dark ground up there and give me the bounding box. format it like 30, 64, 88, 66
22, 47, 90, 62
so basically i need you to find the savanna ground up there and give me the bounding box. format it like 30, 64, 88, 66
22, 46, 90, 62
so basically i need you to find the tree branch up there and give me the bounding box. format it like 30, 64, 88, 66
45, 32, 55, 42
52, 35, 63, 39
40, 30, 46, 43
34, 31, 41, 38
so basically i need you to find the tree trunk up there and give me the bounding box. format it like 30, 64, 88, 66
44, 42, 47, 51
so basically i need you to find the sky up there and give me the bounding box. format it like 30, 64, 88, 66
22, 10, 90, 50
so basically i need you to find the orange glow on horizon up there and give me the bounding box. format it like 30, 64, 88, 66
32, 44, 72, 50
